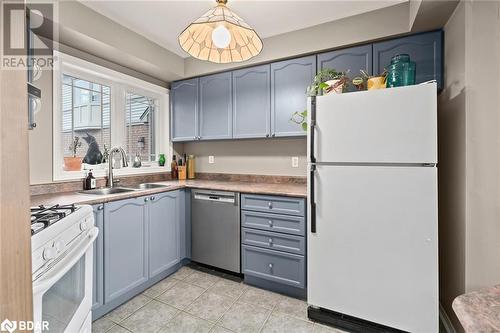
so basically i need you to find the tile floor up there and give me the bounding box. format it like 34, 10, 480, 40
92, 265, 346, 333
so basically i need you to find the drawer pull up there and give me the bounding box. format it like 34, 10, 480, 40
268, 238, 273, 245
268, 202, 273, 209
268, 220, 273, 227
268, 263, 273, 269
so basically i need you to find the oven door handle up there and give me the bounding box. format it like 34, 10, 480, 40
33, 228, 98, 294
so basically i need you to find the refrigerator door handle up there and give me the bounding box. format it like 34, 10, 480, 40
309, 96, 317, 233
309, 97, 316, 163
310, 164, 316, 233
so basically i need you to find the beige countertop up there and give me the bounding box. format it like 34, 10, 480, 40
452, 284, 500, 333
31, 179, 307, 207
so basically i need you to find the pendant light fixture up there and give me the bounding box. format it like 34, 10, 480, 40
178, 0, 262, 63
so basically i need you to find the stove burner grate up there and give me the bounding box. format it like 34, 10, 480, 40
30, 204, 78, 235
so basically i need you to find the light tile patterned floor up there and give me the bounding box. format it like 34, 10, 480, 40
92, 265, 346, 333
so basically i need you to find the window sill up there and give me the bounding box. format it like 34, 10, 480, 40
53, 164, 171, 182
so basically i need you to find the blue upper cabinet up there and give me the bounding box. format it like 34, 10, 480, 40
271, 56, 316, 137
373, 31, 443, 89
318, 44, 373, 92
199, 72, 233, 140
232, 65, 271, 139
170, 78, 198, 142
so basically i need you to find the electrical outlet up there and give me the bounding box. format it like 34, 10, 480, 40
208, 155, 215, 164
292, 156, 299, 168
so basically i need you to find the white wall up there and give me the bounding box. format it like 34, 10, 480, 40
437, 2, 466, 330
180, 138, 307, 177
464, 0, 500, 293
57, 0, 184, 83
439, 1, 500, 331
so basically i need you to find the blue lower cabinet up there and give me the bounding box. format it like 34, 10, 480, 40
242, 245, 305, 288
241, 210, 305, 236
104, 197, 149, 304
93, 190, 186, 319
241, 194, 305, 216
179, 189, 190, 260
241, 193, 306, 298
148, 191, 180, 279
92, 204, 104, 315
242, 228, 305, 255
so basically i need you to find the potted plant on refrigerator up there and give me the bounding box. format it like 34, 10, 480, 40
64, 136, 82, 171
306, 68, 349, 96
290, 68, 349, 131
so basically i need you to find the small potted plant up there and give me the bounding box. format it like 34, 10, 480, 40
353, 69, 387, 91
307, 68, 350, 96
64, 136, 82, 171
290, 109, 308, 131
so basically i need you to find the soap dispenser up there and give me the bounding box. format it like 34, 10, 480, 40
84, 169, 96, 190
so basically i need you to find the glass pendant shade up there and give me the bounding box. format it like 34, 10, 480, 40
178, 0, 263, 63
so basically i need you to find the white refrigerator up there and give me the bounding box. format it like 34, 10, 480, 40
307, 82, 438, 333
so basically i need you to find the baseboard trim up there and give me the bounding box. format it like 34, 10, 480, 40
439, 303, 457, 333
307, 306, 408, 333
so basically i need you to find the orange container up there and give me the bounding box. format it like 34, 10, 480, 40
63, 157, 82, 171
178, 165, 187, 180
367, 76, 386, 90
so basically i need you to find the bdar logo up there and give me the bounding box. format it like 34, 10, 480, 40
0, 319, 17, 333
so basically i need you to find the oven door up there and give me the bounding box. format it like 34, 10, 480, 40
33, 228, 98, 333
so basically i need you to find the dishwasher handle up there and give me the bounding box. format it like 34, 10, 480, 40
193, 191, 237, 204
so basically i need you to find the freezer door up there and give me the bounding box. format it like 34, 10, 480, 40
313, 83, 437, 164
307, 165, 438, 333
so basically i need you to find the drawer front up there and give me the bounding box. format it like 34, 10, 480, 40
242, 245, 305, 288
241, 194, 305, 216
242, 228, 305, 255
241, 210, 305, 236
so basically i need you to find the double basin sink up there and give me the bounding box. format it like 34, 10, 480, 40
79, 183, 170, 195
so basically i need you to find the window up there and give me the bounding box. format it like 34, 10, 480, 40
62, 75, 111, 161
53, 52, 170, 181
125, 93, 157, 162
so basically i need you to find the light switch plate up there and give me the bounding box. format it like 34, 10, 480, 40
292, 156, 299, 168
209, 155, 215, 164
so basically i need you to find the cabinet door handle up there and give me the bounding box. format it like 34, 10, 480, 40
271, 133, 275, 137
97, 205, 104, 211
268, 220, 273, 227
268, 263, 273, 269
150, 196, 155, 201
144, 197, 149, 202
268, 238, 273, 245
268, 202, 273, 209
266, 134, 269, 138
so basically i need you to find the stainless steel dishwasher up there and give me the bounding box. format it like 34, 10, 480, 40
191, 190, 240, 273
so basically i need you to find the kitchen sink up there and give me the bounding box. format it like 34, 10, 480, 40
128, 183, 170, 190
78, 187, 136, 195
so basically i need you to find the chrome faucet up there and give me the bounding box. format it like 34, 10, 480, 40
108, 147, 128, 188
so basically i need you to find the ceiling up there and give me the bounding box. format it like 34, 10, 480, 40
79, 0, 407, 58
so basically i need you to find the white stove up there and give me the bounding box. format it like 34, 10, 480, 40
31, 204, 97, 333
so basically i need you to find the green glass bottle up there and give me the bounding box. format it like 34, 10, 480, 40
158, 154, 166, 166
